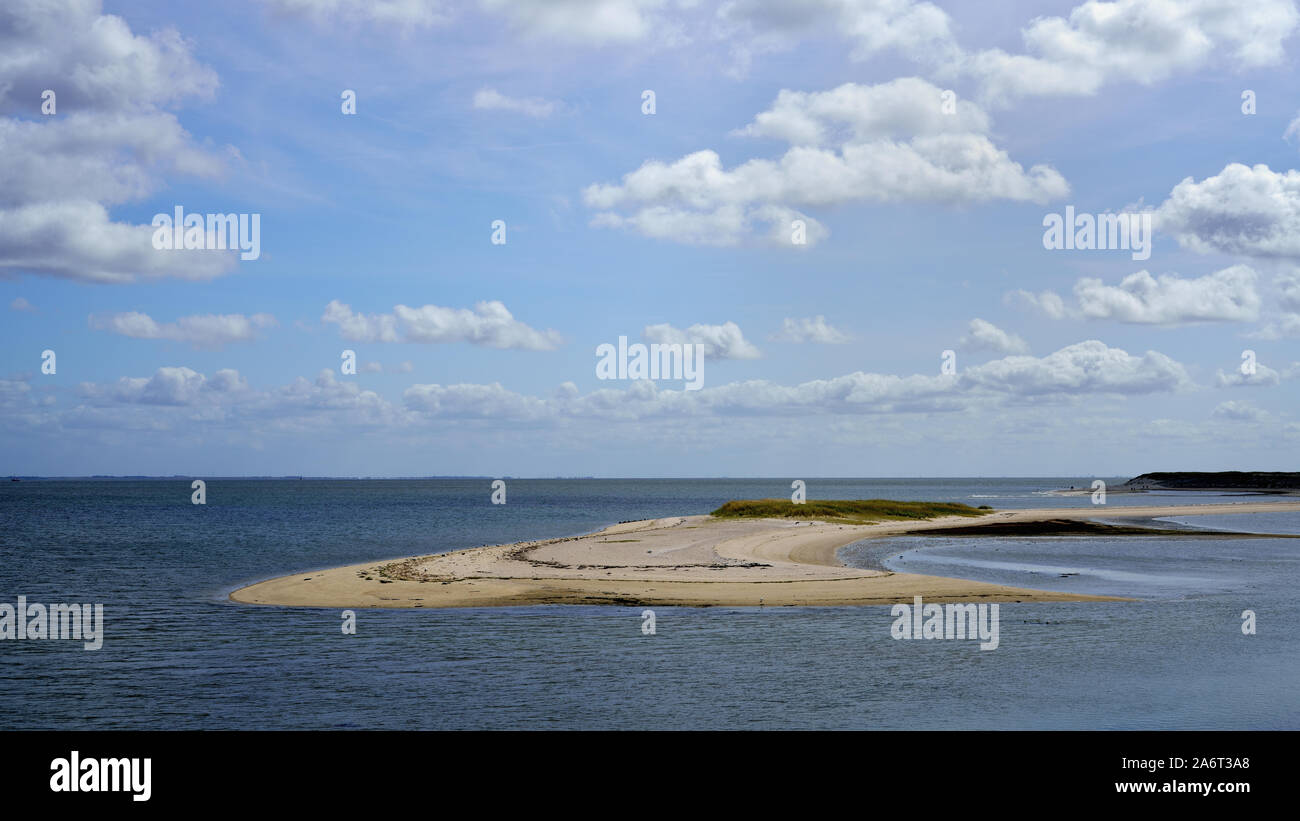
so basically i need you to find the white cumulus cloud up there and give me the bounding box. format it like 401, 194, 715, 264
89, 312, 277, 348
772, 315, 851, 344
0, 1, 233, 284
322, 299, 562, 350
960, 319, 1029, 354
584, 78, 1068, 246
1007, 266, 1261, 325
1073, 266, 1260, 324
962, 0, 1299, 105
1216, 363, 1280, 387
961, 340, 1191, 397
643, 321, 761, 359
1155, 164, 1300, 260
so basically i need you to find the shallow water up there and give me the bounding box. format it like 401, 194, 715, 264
0, 478, 1295, 729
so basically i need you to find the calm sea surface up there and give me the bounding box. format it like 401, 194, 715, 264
1, 478, 1296, 729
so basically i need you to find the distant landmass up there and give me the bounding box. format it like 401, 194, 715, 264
1124, 472, 1300, 491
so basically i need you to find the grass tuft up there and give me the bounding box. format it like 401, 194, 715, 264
710, 498, 992, 524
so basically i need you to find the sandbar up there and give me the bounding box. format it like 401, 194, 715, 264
229, 501, 1300, 609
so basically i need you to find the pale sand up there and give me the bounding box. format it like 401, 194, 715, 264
229, 501, 1300, 609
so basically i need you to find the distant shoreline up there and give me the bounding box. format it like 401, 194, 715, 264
229, 500, 1300, 610
1053, 471, 1300, 495
1051, 486, 1300, 496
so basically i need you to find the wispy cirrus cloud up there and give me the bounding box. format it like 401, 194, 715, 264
261, 0, 664, 41
1212, 400, 1269, 422
472, 88, 559, 118
258, 0, 450, 30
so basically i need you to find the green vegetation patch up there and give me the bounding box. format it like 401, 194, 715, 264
710, 498, 992, 524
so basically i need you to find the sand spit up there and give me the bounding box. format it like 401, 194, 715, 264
229, 501, 1300, 609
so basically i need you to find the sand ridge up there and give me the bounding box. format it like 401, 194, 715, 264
229, 501, 1300, 609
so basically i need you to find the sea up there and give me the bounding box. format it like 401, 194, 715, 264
1, 478, 1296, 730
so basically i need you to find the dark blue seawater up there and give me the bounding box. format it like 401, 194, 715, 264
0, 478, 1296, 729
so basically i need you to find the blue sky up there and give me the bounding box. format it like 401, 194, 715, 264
3, 0, 1300, 477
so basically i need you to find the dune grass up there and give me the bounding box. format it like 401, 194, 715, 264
710, 498, 992, 524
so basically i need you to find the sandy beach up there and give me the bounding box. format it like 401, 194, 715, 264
229, 501, 1300, 609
